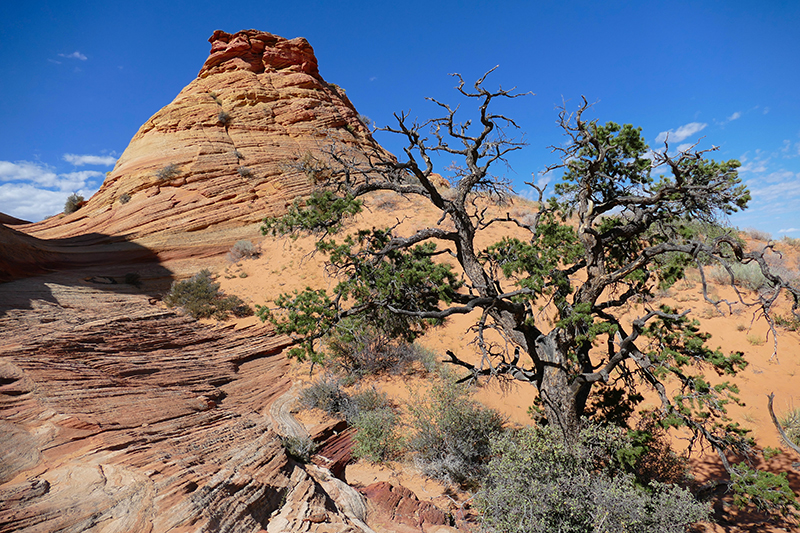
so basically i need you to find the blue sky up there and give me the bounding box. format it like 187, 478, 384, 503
1, 1, 798, 237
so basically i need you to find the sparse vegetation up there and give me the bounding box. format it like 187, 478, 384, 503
163, 269, 253, 320
323, 318, 439, 379
155, 163, 181, 181
218, 110, 232, 126
782, 235, 800, 250
407, 378, 505, 488
281, 435, 317, 463
286, 151, 333, 184
774, 314, 800, 331
63, 193, 84, 214
227, 239, 259, 262
779, 407, 800, 447
708, 262, 771, 291
476, 423, 709, 533
351, 408, 401, 462
261, 70, 800, 518
119, 192, 131, 204
747, 334, 765, 346
237, 166, 254, 179
357, 113, 371, 127
743, 227, 773, 241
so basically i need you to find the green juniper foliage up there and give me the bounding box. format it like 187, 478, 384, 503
258, 72, 800, 518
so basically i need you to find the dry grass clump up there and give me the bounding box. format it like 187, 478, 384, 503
779, 408, 800, 447
63, 193, 84, 214
227, 240, 259, 262
743, 227, 773, 241
155, 163, 181, 181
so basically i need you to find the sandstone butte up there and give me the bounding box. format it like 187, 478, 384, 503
2, 28, 381, 282
0, 30, 454, 533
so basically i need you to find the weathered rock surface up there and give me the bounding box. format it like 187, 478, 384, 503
0, 276, 375, 532
18, 29, 377, 266
359, 482, 453, 533
0, 28, 424, 533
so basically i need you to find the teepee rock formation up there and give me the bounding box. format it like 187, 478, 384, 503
0, 30, 427, 533
25, 29, 375, 253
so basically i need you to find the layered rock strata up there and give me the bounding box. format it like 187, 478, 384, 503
17, 29, 377, 261
0, 278, 368, 532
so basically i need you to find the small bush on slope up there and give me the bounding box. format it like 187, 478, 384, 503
64, 193, 84, 214
351, 408, 401, 462
324, 317, 440, 379
227, 239, 259, 262
477, 423, 708, 533
163, 269, 252, 320
407, 378, 505, 488
779, 408, 800, 447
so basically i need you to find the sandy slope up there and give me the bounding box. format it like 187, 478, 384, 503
214, 190, 800, 528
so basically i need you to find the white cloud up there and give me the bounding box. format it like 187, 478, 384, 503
59, 51, 87, 61
780, 139, 800, 158
0, 183, 71, 221
655, 122, 707, 144
747, 173, 800, 203
779, 228, 800, 234
0, 161, 100, 191
727, 111, 742, 122
0, 160, 102, 221
63, 153, 117, 166
762, 169, 795, 183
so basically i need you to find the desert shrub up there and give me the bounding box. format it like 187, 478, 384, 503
774, 314, 800, 332
233, 149, 244, 160
352, 408, 401, 462
627, 412, 692, 486
227, 239, 258, 262
476, 423, 709, 533
779, 408, 800, 447
357, 113, 372, 127
281, 435, 317, 463
163, 269, 253, 319
292, 150, 331, 183
782, 236, 800, 250
300, 374, 353, 418
218, 110, 232, 126
63, 193, 84, 214
407, 378, 505, 487
119, 192, 131, 204
300, 375, 390, 423
743, 227, 772, 241
708, 262, 770, 291
325, 318, 438, 378
155, 163, 181, 181
237, 166, 254, 179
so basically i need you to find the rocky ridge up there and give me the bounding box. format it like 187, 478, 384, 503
12, 29, 377, 269
0, 278, 369, 532
0, 30, 450, 532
